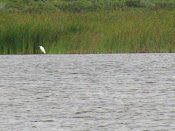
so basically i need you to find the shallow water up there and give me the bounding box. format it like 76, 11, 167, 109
0, 54, 175, 131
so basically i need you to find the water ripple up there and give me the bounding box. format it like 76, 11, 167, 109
0, 54, 175, 130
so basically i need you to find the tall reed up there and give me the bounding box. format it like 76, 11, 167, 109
0, 9, 174, 54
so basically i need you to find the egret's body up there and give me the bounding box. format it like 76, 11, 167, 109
39, 46, 46, 54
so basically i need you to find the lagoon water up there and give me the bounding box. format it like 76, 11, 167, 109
0, 54, 175, 131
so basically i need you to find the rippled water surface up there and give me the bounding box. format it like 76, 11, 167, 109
0, 54, 175, 131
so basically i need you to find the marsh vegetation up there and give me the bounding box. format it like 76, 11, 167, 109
0, 0, 175, 54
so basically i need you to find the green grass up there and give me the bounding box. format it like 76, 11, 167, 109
0, 9, 175, 54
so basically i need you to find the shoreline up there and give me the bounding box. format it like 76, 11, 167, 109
0, 9, 175, 54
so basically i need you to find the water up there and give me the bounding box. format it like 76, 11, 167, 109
0, 54, 175, 131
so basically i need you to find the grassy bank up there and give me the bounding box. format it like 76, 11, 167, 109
1, 0, 175, 13
0, 9, 175, 54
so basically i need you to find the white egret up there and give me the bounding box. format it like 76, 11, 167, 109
39, 46, 46, 54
